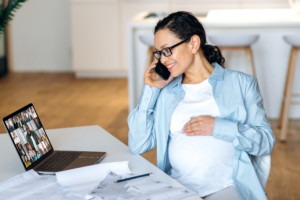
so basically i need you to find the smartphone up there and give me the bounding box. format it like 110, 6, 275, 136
153, 61, 170, 81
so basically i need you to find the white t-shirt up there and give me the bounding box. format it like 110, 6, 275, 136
169, 79, 235, 197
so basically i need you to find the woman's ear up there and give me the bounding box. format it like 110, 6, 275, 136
190, 35, 201, 54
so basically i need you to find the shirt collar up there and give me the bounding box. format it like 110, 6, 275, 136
167, 62, 224, 89
210, 62, 225, 81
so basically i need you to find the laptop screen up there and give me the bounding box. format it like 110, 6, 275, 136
3, 103, 54, 170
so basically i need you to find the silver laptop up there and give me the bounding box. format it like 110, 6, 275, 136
2, 103, 106, 174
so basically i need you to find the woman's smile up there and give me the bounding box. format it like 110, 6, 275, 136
166, 62, 176, 71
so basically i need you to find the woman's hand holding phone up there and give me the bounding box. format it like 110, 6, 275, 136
144, 60, 173, 89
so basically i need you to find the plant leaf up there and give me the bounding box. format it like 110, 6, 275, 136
0, 0, 28, 34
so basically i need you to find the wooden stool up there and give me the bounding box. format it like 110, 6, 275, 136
138, 34, 155, 67
278, 35, 300, 141
208, 34, 259, 76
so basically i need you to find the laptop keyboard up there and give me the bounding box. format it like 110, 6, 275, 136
37, 151, 81, 171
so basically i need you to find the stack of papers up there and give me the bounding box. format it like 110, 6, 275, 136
0, 161, 131, 200
0, 161, 195, 200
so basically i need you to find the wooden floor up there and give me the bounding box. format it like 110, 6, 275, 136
0, 72, 299, 199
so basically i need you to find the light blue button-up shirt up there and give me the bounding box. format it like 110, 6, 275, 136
128, 63, 275, 200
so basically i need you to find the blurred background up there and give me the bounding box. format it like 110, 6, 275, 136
0, 0, 300, 199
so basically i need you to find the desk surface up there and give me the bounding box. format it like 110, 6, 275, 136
0, 125, 200, 199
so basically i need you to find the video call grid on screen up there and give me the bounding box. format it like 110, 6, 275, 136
4, 105, 52, 169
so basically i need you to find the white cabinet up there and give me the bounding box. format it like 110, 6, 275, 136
71, 0, 122, 77
71, 0, 170, 77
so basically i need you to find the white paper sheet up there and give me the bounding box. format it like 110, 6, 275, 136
0, 170, 83, 200
88, 171, 195, 200
56, 161, 131, 195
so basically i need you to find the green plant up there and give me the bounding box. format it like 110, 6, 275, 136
0, 0, 28, 34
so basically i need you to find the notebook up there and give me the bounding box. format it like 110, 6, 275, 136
2, 103, 106, 174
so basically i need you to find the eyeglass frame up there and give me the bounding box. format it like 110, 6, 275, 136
152, 38, 190, 60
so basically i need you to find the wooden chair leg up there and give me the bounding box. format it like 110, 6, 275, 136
279, 47, 297, 142
220, 46, 256, 76
246, 47, 256, 76
278, 54, 292, 129
277, 94, 285, 130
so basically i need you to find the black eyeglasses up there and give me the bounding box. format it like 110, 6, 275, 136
153, 38, 190, 60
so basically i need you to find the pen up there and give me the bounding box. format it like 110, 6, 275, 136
115, 173, 151, 183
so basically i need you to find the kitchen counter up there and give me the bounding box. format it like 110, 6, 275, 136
205, 9, 300, 27
130, 9, 300, 27
128, 9, 300, 118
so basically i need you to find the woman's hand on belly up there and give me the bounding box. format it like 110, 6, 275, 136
183, 116, 215, 136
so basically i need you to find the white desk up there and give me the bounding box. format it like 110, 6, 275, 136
0, 125, 200, 199
128, 9, 300, 119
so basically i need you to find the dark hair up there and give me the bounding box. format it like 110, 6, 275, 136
154, 11, 225, 67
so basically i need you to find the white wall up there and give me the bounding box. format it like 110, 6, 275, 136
9, 0, 71, 72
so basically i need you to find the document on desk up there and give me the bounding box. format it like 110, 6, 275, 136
87, 171, 195, 200
56, 161, 131, 195
0, 161, 131, 200
0, 170, 83, 200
